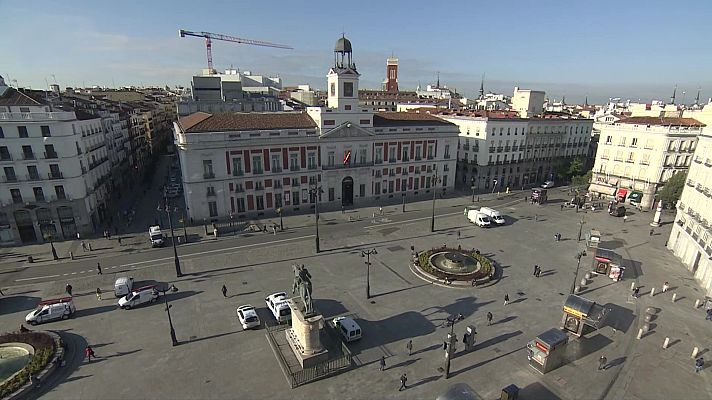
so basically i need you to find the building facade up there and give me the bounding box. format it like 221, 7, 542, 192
588, 117, 704, 209
0, 78, 112, 244
667, 128, 712, 296
174, 37, 459, 222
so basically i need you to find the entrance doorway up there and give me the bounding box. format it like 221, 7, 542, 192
692, 251, 702, 274
342, 177, 354, 206
14, 210, 37, 244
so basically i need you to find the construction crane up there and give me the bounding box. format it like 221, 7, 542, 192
179, 29, 293, 73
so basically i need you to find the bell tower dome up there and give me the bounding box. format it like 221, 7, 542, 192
327, 35, 360, 110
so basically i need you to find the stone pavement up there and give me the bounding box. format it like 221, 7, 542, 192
1, 187, 711, 399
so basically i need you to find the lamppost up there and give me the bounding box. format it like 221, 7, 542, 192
180, 212, 188, 243
430, 169, 442, 233
491, 178, 498, 194
570, 250, 587, 294
444, 313, 464, 379
402, 192, 406, 213
470, 177, 476, 202
277, 207, 284, 231
44, 232, 58, 261
309, 185, 323, 253
577, 217, 585, 242
159, 191, 183, 277
361, 248, 377, 299
161, 284, 179, 346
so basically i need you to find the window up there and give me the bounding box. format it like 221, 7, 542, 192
236, 198, 246, 213
324, 120, 335, 126
203, 160, 214, 178
208, 201, 218, 217
4, 166, 16, 181
55, 185, 66, 200
345, 105, 351, 110
375, 148, 383, 163
330, 83, 335, 96
0, 127, 3, 138
33, 187, 44, 202
256, 196, 264, 210
41, 126, 51, 137
343, 82, 354, 97
389, 147, 396, 162
631, 138, 638, 147
11, 189, 22, 204
271, 155, 281, 172
290, 153, 299, 171
274, 179, 282, 189
207, 186, 216, 197
49, 164, 61, 179
44, 144, 57, 159
18, 126, 28, 138
22, 145, 34, 159
375, 182, 381, 194
27, 165, 39, 180
0, 146, 9, 160
292, 190, 300, 206
358, 149, 367, 164
442, 175, 448, 186
427, 145, 434, 159
308, 152, 317, 169
328, 187, 335, 201
444, 145, 450, 159
415, 145, 421, 160
605, 136, 612, 144
360, 183, 365, 197
327, 151, 335, 167
274, 194, 282, 208
402, 147, 409, 161
232, 157, 243, 176
252, 156, 263, 174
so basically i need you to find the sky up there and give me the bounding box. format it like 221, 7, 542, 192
2, 0, 712, 104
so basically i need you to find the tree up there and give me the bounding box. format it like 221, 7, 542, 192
657, 171, 687, 206
567, 157, 584, 178
571, 170, 592, 187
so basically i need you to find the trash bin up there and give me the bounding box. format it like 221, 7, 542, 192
501, 384, 519, 400
27, 256, 34, 263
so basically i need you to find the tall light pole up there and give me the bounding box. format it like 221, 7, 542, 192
570, 250, 587, 294
470, 177, 476, 202
309, 185, 323, 253
577, 216, 585, 242
277, 207, 284, 231
160, 191, 183, 277
161, 284, 179, 346
444, 313, 464, 379
45, 231, 58, 261
431, 169, 441, 232
181, 212, 188, 243
402, 192, 406, 213
361, 248, 377, 299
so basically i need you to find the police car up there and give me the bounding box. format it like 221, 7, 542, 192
236, 305, 260, 329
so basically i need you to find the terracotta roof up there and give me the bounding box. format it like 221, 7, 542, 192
373, 112, 453, 127
618, 116, 705, 127
178, 112, 317, 133
0, 88, 43, 106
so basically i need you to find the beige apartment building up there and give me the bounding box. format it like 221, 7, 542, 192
667, 128, 712, 295
589, 117, 704, 209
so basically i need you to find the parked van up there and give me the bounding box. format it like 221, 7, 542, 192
466, 210, 491, 228
118, 285, 159, 309
114, 277, 134, 297
479, 207, 505, 225
149, 226, 164, 247
333, 316, 362, 342
25, 297, 75, 325
265, 292, 292, 323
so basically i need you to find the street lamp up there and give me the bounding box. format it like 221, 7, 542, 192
309, 185, 323, 253
570, 250, 587, 294
402, 192, 406, 213
180, 212, 188, 243
577, 217, 585, 242
161, 284, 179, 346
491, 178, 498, 194
444, 313, 464, 379
277, 207, 284, 231
431, 169, 442, 232
44, 232, 58, 261
361, 248, 377, 299
470, 177, 476, 202
159, 190, 183, 277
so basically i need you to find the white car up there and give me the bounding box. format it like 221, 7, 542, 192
265, 292, 291, 323
237, 305, 260, 329
542, 181, 555, 189
118, 286, 159, 309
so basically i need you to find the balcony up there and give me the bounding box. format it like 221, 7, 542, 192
44, 151, 58, 159
462, 145, 470, 150
252, 169, 264, 175
600, 155, 609, 160
22, 152, 36, 160
625, 159, 635, 163
504, 146, 511, 152
203, 172, 215, 179
687, 179, 695, 187
207, 189, 216, 197
473, 146, 480, 152
496, 147, 503, 152
26, 174, 41, 181
694, 157, 702, 164
0, 153, 12, 161
705, 159, 712, 167
489, 147, 495, 153
232, 170, 244, 177
254, 184, 265, 191
48, 172, 63, 180
290, 166, 300, 172
639, 160, 649, 165
0, 111, 75, 121
322, 161, 374, 170
2, 175, 18, 183
308, 164, 318, 170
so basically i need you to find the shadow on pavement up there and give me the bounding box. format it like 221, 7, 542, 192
565, 333, 613, 362
518, 381, 563, 400
346, 311, 437, 355
474, 330, 523, 351
0, 295, 42, 315
600, 303, 635, 333
408, 374, 441, 389
25, 330, 89, 400
74, 305, 118, 318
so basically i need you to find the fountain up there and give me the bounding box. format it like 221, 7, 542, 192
0, 343, 34, 384
430, 252, 481, 276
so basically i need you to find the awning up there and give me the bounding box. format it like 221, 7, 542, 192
616, 188, 628, 200
588, 184, 617, 195
608, 178, 619, 186
563, 294, 595, 318
628, 191, 643, 204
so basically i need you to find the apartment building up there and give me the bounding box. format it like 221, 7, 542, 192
589, 117, 704, 209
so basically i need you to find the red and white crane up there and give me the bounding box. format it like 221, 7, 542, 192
179, 29, 292, 73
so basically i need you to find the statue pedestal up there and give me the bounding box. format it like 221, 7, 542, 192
286, 297, 328, 368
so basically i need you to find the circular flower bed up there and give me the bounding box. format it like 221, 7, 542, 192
0, 332, 57, 398
415, 247, 493, 281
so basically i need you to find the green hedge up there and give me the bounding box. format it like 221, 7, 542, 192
415, 248, 493, 280
0, 332, 57, 398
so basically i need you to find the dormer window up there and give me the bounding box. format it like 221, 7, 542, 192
344, 82, 354, 97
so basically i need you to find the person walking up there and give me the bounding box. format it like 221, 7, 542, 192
118, 237, 122, 246
95, 288, 102, 301
76, 232, 81, 240
399, 373, 408, 391
623, 215, 628, 223
535, 266, 542, 277
487, 311, 493, 326
221, 284, 228, 298
649, 228, 655, 236
406, 339, 413, 356
96, 262, 102, 275
85, 345, 95, 362
65, 283, 73, 297
598, 355, 608, 370
379, 356, 386, 371
88, 243, 93, 251
457, 230, 461, 240
662, 281, 670, 293
379, 206, 383, 216
533, 265, 538, 276
81, 241, 87, 252
632, 287, 640, 298
695, 357, 704, 373
705, 309, 712, 321
504, 293, 509, 306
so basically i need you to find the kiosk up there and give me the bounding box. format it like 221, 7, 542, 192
586, 229, 601, 249
531, 188, 548, 204
592, 248, 625, 281
526, 328, 569, 374
561, 294, 608, 337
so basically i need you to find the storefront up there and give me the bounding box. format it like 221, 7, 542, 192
561, 294, 608, 337
592, 248, 625, 281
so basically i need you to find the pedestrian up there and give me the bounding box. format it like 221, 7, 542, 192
695, 357, 704, 373
662, 281, 670, 293
30, 374, 40, 388
533, 265, 538, 276
598, 355, 607, 370
341, 206, 345, 214
649, 228, 654, 236
272, 225, 276, 235
96, 262, 102, 275
221, 284, 228, 298
487, 311, 493, 326
504, 293, 509, 306
632, 287, 640, 298
65, 283, 73, 296
560, 204, 564, 211
535, 214, 538, 222
705, 309, 712, 321
406, 339, 413, 356
96, 288, 102, 301
399, 373, 408, 391
379, 355, 386, 371
524, 196, 527, 203
88, 243, 93, 251
457, 230, 461, 240
76, 232, 81, 240
379, 206, 383, 215
85, 345, 95, 362
81, 241, 87, 252
118, 237, 122, 246
623, 215, 628, 223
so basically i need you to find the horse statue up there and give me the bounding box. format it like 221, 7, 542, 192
292, 264, 314, 315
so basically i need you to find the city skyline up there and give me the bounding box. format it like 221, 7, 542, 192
2, 0, 711, 104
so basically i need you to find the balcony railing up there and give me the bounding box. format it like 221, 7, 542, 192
322, 162, 374, 170
26, 174, 41, 181
23, 152, 36, 160
504, 146, 511, 152
489, 147, 495, 152
232, 170, 244, 177
0, 153, 12, 161
44, 151, 58, 159
462, 145, 470, 150
203, 172, 215, 179
496, 147, 503, 152
290, 166, 300, 172
48, 172, 63, 180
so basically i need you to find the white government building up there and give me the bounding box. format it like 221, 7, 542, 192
174, 36, 459, 222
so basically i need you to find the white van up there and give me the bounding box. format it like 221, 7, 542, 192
25, 297, 76, 325
479, 207, 505, 225
114, 277, 134, 297
333, 317, 362, 342
265, 292, 292, 323
466, 210, 491, 228
118, 285, 159, 309
149, 226, 164, 247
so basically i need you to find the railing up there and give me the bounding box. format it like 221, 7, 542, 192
462, 145, 470, 150
232, 170, 244, 177
0, 153, 13, 161
2, 175, 18, 183
26, 174, 41, 181
207, 190, 216, 197
48, 172, 63, 180
290, 166, 300, 172
44, 151, 58, 159
322, 162, 374, 170
504, 146, 511, 152
203, 172, 215, 179
23, 152, 36, 160
0, 111, 76, 121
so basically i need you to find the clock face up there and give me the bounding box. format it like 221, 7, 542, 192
330, 83, 335, 96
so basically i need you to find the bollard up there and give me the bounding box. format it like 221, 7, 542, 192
663, 337, 670, 349
637, 329, 643, 339
650, 288, 656, 297
584, 272, 592, 280
574, 285, 581, 294
644, 314, 652, 322
672, 293, 677, 302
69, 251, 74, 260
692, 347, 700, 358
580, 278, 587, 286
694, 299, 701, 308
646, 307, 657, 315
630, 281, 636, 290
642, 323, 650, 332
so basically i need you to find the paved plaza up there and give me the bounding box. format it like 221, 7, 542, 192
1, 187, 712, 399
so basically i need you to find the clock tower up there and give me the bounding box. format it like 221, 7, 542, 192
327, 35, 360, 111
